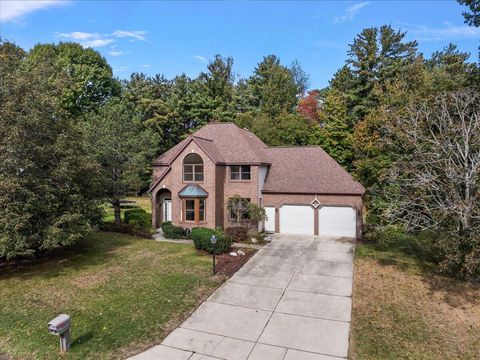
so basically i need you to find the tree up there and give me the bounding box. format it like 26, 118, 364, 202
427, 43, 478, 90
0, 40, 26, 75
226, 195, 266, 225
316, 89, 353, 168
249, 55, 300, 116
290, 60, 310, 98
383, 90, 480, 280
85, 98, 158, 223
237, 112, 314, 146
0, 41, 101, 259
344, 25, 418, 121
195, 54, 236, 121
458, 0, 480, 27
297, 90, 321, 123
25, 42, 120, 116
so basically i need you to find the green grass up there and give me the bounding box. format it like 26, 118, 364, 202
0, 232, 223, 360
355, 233, 437, 275
103, 196, 151, 223
350, 234, 480, 359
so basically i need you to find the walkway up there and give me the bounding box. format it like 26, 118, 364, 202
129, 234, 355, 360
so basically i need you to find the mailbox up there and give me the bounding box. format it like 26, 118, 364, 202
48, 314, 71, 352
48, 314, 71, 335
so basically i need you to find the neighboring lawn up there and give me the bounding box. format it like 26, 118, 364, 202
103, 196, 151, 223
350, 239, 480, 359
0, 232, 223, 360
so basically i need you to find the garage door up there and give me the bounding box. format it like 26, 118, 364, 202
280, 205, 314, 235
318, 206, 356, 238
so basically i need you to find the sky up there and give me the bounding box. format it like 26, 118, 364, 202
1, 0, 479, 89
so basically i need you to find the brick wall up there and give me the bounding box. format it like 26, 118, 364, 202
151, 142, 218, 229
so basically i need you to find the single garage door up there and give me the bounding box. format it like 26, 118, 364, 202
280, 205, 314, 235
318, 206, 356, 238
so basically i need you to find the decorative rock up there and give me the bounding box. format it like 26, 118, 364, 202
229, 252, 238, 256
264, 236, 273, 242
251, 238, 258, 244
237, 250, 246, 256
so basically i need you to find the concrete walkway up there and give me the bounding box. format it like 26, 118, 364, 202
129, 234, 355, 360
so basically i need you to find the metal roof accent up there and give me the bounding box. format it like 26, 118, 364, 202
178, 184, 208, 198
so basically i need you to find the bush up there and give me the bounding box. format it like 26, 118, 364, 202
124, 209, 151, 230
225, 226, 249, 242
191, 227, 232, 254
433, 232, 480, 282
161, 221, 187, 239
99, 222, 152, 238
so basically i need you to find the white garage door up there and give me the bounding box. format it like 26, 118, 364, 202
318, 206, 356, 238
280, 205, 314, 235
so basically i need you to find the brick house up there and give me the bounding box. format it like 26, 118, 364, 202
150, 123, 365, 238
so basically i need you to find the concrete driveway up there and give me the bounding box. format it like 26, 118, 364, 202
129, 234, 355, 360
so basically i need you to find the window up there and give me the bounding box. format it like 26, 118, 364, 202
183, 153, 204, 182
230, 165, 251, 180
183, 198, 206, 223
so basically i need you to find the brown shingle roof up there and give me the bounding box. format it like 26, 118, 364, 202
263, 146, 365, 195
153, 123, 270, 165
152, 123, 365, 195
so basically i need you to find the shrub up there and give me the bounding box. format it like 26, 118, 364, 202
99, 222, 152, 238
191, 227, 232, 254
433, 232, 480, 282
161, 221, 187, 239
225, 226, 249, 242
124, 209, 151, 230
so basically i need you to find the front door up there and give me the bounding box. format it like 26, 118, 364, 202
163, 199, 172, 222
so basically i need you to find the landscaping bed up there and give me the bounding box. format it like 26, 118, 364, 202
212, 247, 256, 276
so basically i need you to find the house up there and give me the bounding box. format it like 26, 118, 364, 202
150, 123, 365, 238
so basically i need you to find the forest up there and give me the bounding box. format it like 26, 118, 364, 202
0, 2, 479, 281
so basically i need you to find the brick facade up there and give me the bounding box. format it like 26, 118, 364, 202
263, 193, 363, 238
150, 123, 365, 238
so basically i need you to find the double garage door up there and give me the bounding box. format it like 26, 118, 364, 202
266, 205, 357, 238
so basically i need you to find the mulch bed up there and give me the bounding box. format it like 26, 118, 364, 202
212, 247, 256, 277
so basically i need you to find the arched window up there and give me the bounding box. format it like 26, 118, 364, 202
183, 153, 204, 181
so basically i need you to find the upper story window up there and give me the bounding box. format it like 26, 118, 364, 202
183, 153, 204, 182
230, 165, 251, 181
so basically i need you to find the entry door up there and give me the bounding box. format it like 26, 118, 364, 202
265, 207, 276, 233
163, 199, 172, 222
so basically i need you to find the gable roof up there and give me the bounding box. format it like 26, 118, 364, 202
262, 146, 365, 195
153, 123, 270, 166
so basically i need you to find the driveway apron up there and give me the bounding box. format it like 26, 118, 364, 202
129, 234, 355, 360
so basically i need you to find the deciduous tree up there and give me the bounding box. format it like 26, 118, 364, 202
0, 41, 101, 259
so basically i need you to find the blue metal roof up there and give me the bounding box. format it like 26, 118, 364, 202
178, 184, 208, 198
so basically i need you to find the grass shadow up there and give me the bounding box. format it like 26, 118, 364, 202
0, 232, 137, 281
70, 331, 95, 349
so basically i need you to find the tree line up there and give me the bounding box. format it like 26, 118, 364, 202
1, 2, 479, 279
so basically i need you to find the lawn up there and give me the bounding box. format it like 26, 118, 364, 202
102, 196, 151, 223
350, 238, 480, 359
0, 232, 223, 360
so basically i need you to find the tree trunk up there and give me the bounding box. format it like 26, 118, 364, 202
112, 199, 121, 224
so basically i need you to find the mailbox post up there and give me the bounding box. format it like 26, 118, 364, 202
48, 314, 71, 353
210, 235, 217, 275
